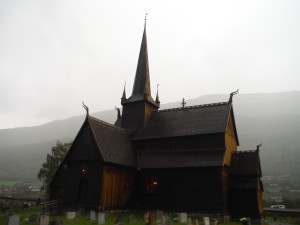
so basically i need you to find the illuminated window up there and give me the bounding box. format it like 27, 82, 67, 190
146, 177, 158, 193
123, 175, 131, 193
81, 166, 88, 175
58, 187, 64, 195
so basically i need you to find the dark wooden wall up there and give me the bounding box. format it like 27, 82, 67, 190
137, 167, 228, 213
134, 133, 225, 151
229, 177, 263, 218
122, 101, 157, 130
51, 120, 103, 207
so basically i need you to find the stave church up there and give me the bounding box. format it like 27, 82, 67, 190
50, 21, 264, 219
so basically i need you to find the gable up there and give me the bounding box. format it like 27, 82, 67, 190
133, 102, 231, 140
64, 119, 101, 162
230, 150, 262, 176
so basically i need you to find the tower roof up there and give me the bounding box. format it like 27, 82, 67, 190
126, 22, 158, 107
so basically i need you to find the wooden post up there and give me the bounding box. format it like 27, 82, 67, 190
148, 211, 155, 225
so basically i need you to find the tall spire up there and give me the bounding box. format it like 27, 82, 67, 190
131, 21, 151, 99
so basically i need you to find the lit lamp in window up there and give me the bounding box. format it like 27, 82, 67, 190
81, 166, 88, 175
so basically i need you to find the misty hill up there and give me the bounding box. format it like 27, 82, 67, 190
0, 91, 300, 182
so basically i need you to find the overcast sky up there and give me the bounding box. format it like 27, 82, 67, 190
0, 0, 300, 129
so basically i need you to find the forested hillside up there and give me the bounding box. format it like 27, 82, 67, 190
0, 91, 299, 182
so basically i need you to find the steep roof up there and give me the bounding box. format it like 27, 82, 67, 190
230, 150, 262, 176
133, 102, 232, 140
88, 116, 136, 167
138, 149, 225, 168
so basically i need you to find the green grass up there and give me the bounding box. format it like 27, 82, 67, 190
0, 206, 245, 225
0, 180, 18, 186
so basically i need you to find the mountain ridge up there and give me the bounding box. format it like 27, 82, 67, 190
0, 91, 299, 181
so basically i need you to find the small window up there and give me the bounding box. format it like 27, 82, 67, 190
58, 187, 64, 195
123, 175, 131, 193
81, 166, 88, 175
146, 177, 158, 193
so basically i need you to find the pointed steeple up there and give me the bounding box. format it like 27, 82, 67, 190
127, 21, 157, 106
120, 19, 160, 130
121, 82, 127, 104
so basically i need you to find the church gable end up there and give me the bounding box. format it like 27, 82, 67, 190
64, 118, 102, 162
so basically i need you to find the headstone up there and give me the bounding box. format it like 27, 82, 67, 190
29, 213, 38, 224
203, 217, 210, 225
66, 212, 76, 220
194, 219, 199, 225
98, 212, 105, 225
155, 211, 164, 221
90, 210, 96, 221
128, 215, 136, 224
162, 215, 166, 225
75, 211, 81, 220
178, 213, 187, 223
186, 217, 192, 225
8, 215, 20, 225
165, 215, 172, 225
40, 215, 49, 225
144, 212, 149, 223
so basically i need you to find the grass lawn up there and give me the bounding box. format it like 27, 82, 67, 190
0, 180, 18, 186
0, 206, 245, 225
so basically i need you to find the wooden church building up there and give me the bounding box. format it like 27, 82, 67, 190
50, 22, 264, 219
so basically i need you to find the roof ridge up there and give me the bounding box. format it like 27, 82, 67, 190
88, 116, 131, 134
159, 101, 229, 112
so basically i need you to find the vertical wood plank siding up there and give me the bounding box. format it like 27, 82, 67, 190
138, 167, 227, 213
101, 165, 135, 210
224, 113, 238, 166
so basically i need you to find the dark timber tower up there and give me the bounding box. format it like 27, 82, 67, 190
121, 22, 160, 130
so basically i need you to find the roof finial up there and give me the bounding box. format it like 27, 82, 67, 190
155, 84, 160, 106
145, 11, 148, 21
229, 89, 239, 103
181, 98, 186, 108
115, 106, 121, 118
256, 143, 263, 151
82, 101, 89, 116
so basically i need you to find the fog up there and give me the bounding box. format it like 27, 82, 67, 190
0, 0, 300, 129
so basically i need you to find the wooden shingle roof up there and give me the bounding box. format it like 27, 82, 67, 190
133, 102, 232, 140
88, 116, 137, 167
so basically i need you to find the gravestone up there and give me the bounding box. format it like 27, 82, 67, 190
98, 212, 105, 225
8, 215, 20, 225
203, 217, 210, 225
155, 211, 164, 221
165, 215, 172, 225
144, 212, 149, 223
89, 210, 96, 221
40, 215, 49, 225
128, 215, 136, 224
195, 219, 199, 225
178, 213, 187, 223
66, 212, 76, 220
29, 213, 38, 224
186, 217, 192, 225
75, 211, 81, 220
162, 215, 166, 225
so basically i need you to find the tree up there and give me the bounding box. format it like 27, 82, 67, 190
38, 140, 72, 196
